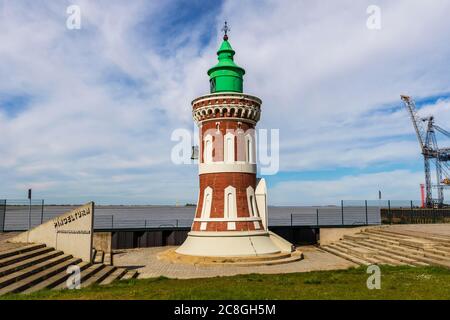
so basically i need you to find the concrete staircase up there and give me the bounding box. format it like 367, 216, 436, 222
321, 227, 450, 268
0, 243, 138, 296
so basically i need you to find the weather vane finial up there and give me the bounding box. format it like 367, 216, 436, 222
221, 21, 230, 40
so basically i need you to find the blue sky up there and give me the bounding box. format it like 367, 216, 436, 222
0, 0, 450, 205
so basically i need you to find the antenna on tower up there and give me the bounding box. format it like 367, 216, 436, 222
221, 21, 230, 40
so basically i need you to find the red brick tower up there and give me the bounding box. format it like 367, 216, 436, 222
176, 24, 282, 257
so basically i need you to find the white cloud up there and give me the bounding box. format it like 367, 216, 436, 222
270, 170, 425, 205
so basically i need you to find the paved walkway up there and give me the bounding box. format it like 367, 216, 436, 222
113, 245, 357, 279
113, 224, 450, 279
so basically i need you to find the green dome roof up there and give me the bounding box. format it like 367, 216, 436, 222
207, 35, 245, 93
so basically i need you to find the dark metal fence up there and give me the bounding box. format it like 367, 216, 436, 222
268, 202, 380, 227
381, 208, 450, 224
0, 200, 6, 232
1, 199, 45, 231
373, 199, 450, 224
0, 199, 384, 232
94, 215, 193, 230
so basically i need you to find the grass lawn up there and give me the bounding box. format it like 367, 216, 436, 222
1, 265, 449, 300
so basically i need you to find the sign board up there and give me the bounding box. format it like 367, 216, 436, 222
9, 202, 94, 262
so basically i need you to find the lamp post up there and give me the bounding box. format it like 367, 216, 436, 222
28, 188, 32, 230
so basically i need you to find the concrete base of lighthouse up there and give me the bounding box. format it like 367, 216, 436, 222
158, 230, 302, 266
175, 230, 281, 257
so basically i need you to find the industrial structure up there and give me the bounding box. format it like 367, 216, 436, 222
401, 95, 450, 208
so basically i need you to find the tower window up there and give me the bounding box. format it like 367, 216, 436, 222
204, 135, 213, 163
201, 187, 213, 219
245, 134, 254, 163
224, 133, 235, 163
224, 186, 237, 220
210, 78, 216, 93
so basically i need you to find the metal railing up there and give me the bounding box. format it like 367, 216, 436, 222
2, 198, 448, 232
0, 199, 384, 232
381, 208, 450, 224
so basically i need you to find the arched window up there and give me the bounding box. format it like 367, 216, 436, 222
224, 132, 235, 163
245, 134, 254, 163
227, 193, 233, 217
204, 135, 213, 163
224, 186, 237, 230
201, 187, 213, 219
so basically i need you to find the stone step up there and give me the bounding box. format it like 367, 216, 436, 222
370, 254, 409, 266
342, 234, 370, 241
368, 229, 450, 246
320, 245, 371, 266
364, 238, 450, 262
340, 240, 421, 266
226, 252, 303, 267
0, 244, 46, 260
93, 250, 104, 264
161, 249, 295, 265
366, 228, 411, 239
367, 228, 409, 236
399, 238, 438, 250
363, 231, 415, 245
0, 257, 81, 295
0, 252, 69, 289
81, 265, 116, 288
103, 253, 112, 266
200, 252, 294, 264
355, 234, 402, 248
23, 261, 91, 294
332, 242, 377, 259
99, 268, 127, 285
378, 228, 450, 242
0, 246, 54, 268
121, 270, 138, 280
356, 239, 450, 268
53, 263, 105, 290
0, 250, 63, 278
364, 231, 415, 245
339, 240, 411, 266
362, 232, 450, 256
364, 230, 442, 249
421, 246, 450, 257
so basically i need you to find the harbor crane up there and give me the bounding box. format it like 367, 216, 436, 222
401, 95, 450, 208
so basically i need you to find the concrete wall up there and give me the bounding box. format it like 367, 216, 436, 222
9, 203, 94, 262
110, 227, 318, 249
319, 226, 376, 246
93, 232, 112, 254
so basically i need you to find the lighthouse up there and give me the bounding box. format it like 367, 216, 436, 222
176, 23, 290, 257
